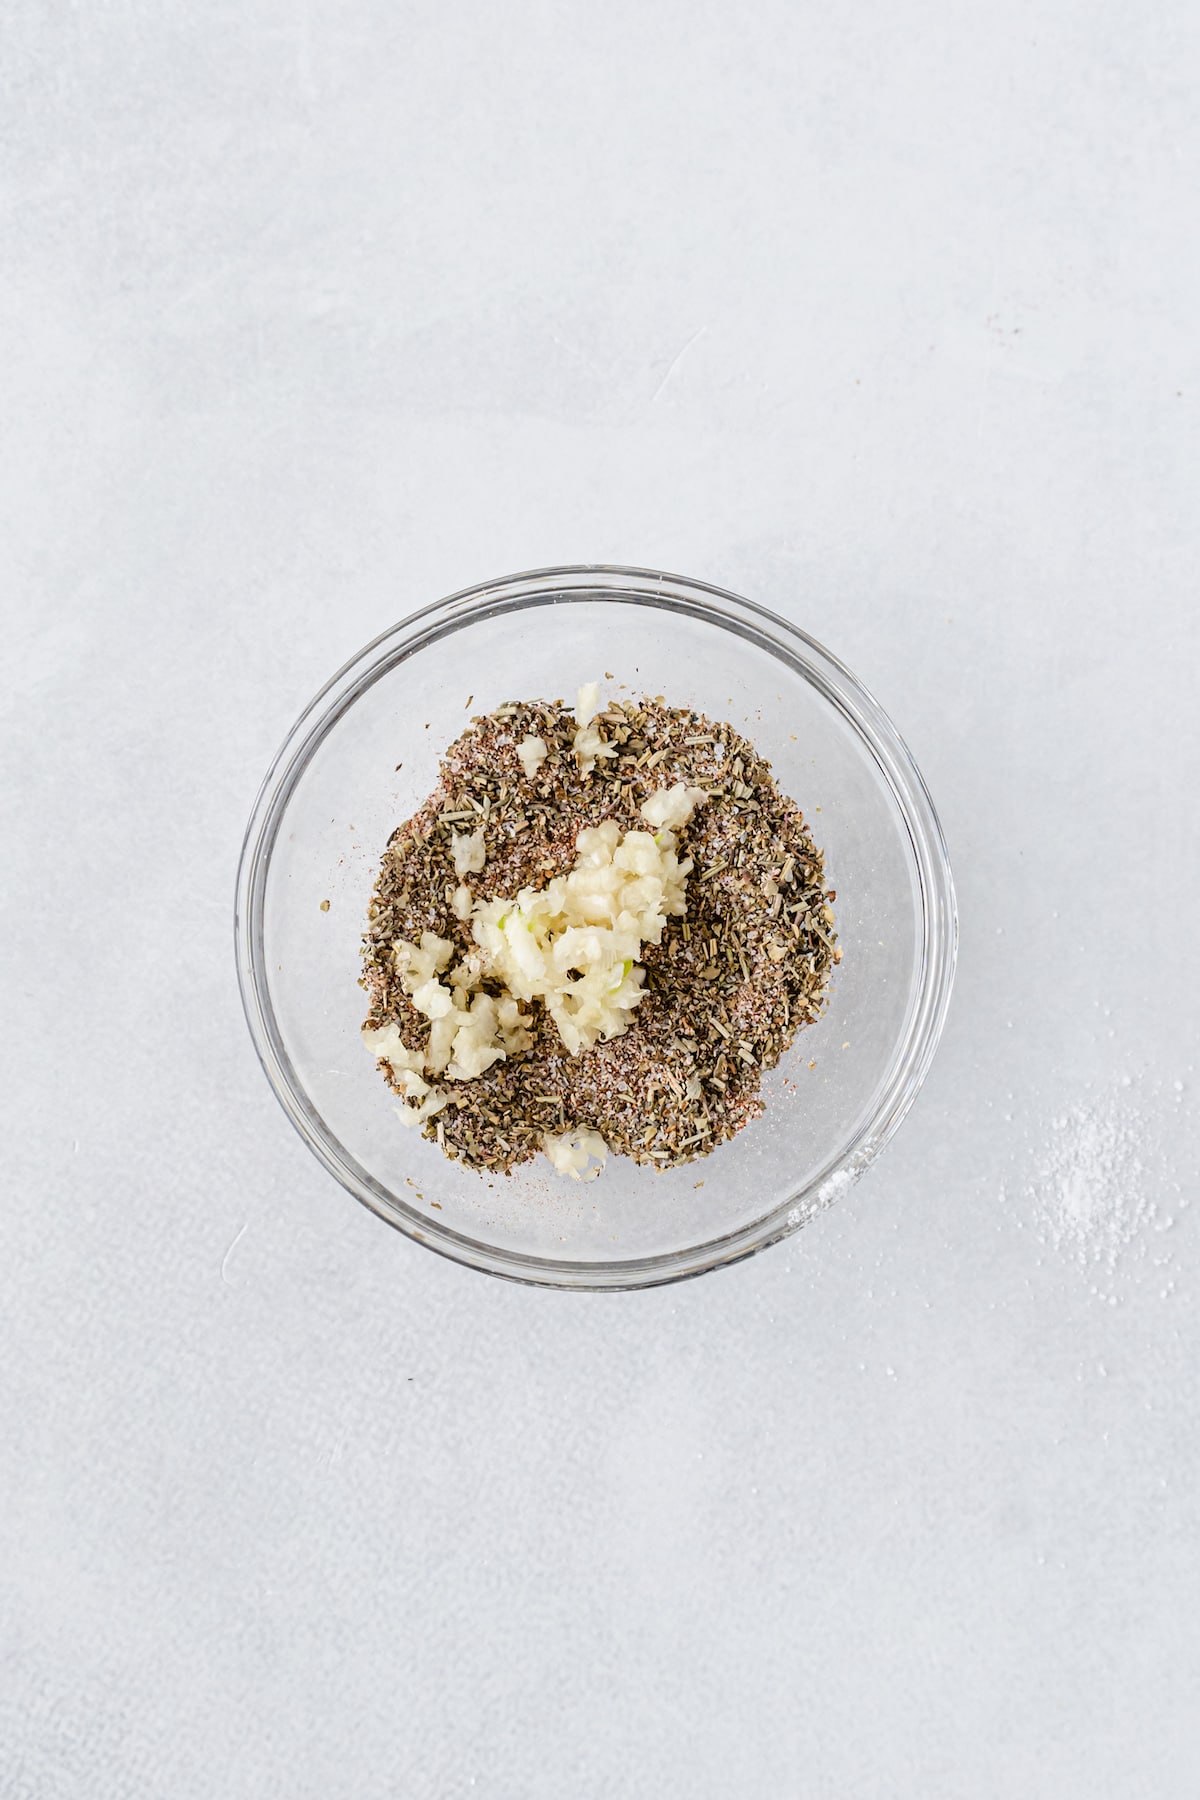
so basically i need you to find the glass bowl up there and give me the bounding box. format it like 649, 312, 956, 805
236, 566, 956, 1289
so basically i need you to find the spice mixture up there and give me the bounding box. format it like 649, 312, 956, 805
361, 691, 839, 1175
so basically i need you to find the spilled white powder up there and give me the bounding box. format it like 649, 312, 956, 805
816, 1167, 855, 1211
1028, 1092, 1152, 1272
787, 1167, 856, 1229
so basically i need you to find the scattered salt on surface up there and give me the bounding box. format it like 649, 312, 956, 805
786, 1167, 855, 1230
1029, 1094, 1152, 1272
817, 1168, 855, 1210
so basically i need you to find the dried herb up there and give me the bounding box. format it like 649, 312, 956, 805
362, 694, 837, 1174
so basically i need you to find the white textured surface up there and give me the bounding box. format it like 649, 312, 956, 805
2, 2, 1198, 1794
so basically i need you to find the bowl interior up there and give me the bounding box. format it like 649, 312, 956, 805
245, 579, 946, 1285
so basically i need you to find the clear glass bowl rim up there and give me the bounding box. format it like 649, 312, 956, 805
235, 564, 958, 1290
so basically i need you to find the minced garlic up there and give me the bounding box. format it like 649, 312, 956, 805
572, 682, 616, 776
362, 784, 708, 1146
472, 783, 706, 1055
541, 1128, 608, 1181
517, 734, 548, 779
451, 828, 486, 876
